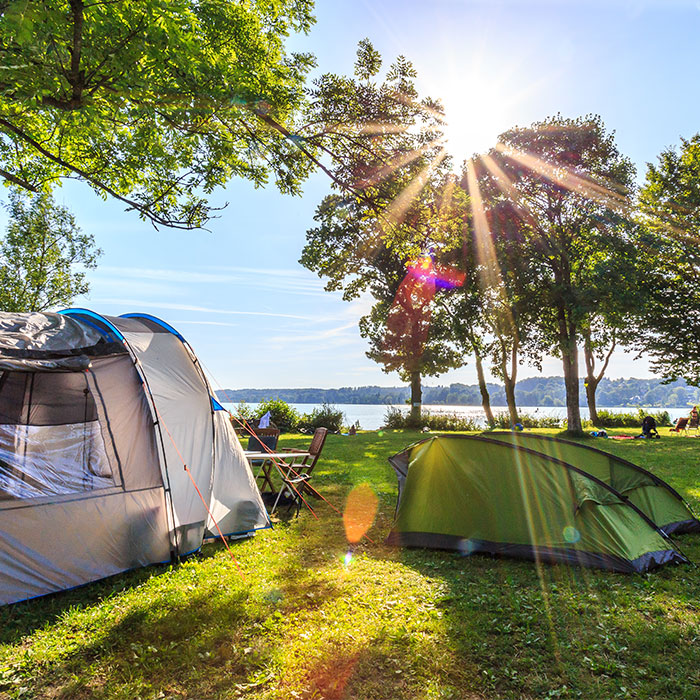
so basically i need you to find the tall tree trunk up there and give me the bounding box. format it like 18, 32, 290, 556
583, 326, 616, 427
498, 338, 519, 425
503, 375, 518, 425
585, 379, 599, 426
474, 351, 495, 428
559, 312, 582, 434
409, 370, 422, 425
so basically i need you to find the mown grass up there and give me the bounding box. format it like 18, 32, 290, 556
1, 429, 700, 699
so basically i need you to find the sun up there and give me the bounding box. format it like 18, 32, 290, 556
428, 58, 553, 166
441, 92, 506, 164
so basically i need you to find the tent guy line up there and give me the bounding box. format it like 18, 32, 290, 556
151, 399, 247, 581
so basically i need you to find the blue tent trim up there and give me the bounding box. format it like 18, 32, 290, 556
59, 308, 126, 343
211, 397, 226, 411
120, 313, 186, 342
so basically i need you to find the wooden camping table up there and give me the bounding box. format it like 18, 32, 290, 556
244, 451, 311, 494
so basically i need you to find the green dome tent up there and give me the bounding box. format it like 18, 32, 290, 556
484, 432, 700, 536
387, 435, 689, 573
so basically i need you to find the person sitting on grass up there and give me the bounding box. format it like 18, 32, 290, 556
639, 415, 660, 439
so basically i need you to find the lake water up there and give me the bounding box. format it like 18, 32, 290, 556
222, 403, 690, 431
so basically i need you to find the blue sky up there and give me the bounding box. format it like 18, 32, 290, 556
4, 0, 700, 390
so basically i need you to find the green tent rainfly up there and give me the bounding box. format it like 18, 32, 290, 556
484, 432, 700, 536
386, 435, 692, 573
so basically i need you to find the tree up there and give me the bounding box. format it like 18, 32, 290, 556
637, 134, 700, 385
0, 0, 316, 228
438, 279, 497, 427
360, 264, 463, 424
454, 161, 547, 426
580, 255, 641, 425
300, 42, 465, 422
478, 115, 637, 434
0, 190, 101, 311
303, 188, 465, 424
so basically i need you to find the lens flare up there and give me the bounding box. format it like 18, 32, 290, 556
458, 538, 475, 556
406, 255, 466, 290
343, 483, 379, 544
344, 551, 353, 567
563, 526, 581, 543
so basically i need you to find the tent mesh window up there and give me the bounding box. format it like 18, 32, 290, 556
0, 370, 115, 501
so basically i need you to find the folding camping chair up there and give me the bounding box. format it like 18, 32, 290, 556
270, 427, 328, 514
669, 417, 688, 435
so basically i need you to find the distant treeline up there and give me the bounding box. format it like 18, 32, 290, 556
216, 377, 700, 408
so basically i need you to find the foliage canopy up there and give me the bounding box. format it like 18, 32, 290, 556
0, 191, 100, 311
0, 0, 316, 228
638, 134, 700, 385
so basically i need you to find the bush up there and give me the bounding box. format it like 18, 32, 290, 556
233, 398, 300, 432
491, 412, 563, 429
234, 400, 256, 422
382, 406, 407, 429
298, 403, 346, 433
381, 406, 480, 431
592, 409, 671, 428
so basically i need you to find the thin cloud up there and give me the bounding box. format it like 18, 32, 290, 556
268, 321, 358, 345
169, 320, 240, 327
92, 265, 329, 297
91, 298, 316, 321
94, 267, 237, 283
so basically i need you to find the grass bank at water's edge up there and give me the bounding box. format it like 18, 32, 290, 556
1, 428, 700, 699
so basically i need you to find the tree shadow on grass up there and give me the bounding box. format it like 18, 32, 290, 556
0, 561, 174, 645
275, 637, 485, 700
395, 542, 700, 699
1, 522, 355, 700
10, 589, 259, 700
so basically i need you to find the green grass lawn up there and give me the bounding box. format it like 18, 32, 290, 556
2, 429, 700, 699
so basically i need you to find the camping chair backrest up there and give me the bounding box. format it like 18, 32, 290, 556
246, 430, 280, 454
270, 427, 329, 514
234, 417, 279, 437
303, 427, 328, 473
671, 417, 689, 432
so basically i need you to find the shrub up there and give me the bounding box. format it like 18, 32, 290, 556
592, 409, 671, 428
491, 412, 563, 429
381, 406, 480, 431
299, 403, 346, 433
422, 412, 480, 431
233, 398, 300, 432
382, 406, 406, 429
234, 400, 255, 422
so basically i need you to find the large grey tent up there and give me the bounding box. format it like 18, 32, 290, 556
0, 309, 268, 605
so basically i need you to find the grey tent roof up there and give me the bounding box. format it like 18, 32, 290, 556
0, 312, 126, 371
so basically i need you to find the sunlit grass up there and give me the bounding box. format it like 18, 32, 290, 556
1, 429, 699, 699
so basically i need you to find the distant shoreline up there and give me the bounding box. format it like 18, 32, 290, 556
215, 376, 700, 410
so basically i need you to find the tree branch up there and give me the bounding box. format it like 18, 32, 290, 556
0, 117, 202, 229
69, 0, 85, 103
596, 329, 616, 384
0, 168, 37, 191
